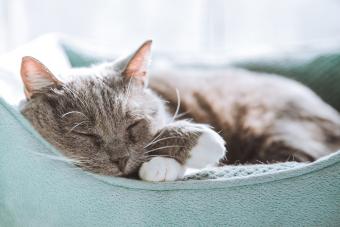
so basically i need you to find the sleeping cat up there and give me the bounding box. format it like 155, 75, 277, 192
20, 40, 340, 181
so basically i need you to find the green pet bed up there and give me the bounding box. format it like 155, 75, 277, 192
0, 98, 340, 226
1, 38, 340, 226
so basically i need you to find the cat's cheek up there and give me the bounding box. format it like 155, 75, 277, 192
139, 157, 185, 182
186, 127, 226, 169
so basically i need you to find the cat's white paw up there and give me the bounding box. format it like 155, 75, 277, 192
139, 157, 185, 182
186, 126, 226, 168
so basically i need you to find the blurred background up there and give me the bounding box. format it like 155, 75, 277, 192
1, 0, 340, 105
1, 0, 340, 59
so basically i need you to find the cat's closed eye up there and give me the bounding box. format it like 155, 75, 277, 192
72, 129, 102, 146
68, 123, 102, 146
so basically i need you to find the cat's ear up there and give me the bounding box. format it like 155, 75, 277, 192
20, 56, 62, 99
121, 40, 152, 86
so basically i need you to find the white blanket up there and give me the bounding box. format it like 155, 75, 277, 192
0, 34, 71, 105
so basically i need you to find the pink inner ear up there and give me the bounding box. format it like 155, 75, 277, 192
20, 56, 60, 98
124, 40, 152, 78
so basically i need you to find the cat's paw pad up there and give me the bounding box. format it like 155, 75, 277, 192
186, 126, 226, 168
139, 157, 185, 182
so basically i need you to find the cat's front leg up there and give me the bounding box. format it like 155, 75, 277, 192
185, 124, 226, 169
139, 121, 226, 181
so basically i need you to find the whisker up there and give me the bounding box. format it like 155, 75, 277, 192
145, 145, 185, 154
172, 88, 181, 122
61, 111, 88, 119
24, 147, 99, 169
144, 129, 166, 149
66, 121, 88, 134
63, 86, 88, 108
146, 88, 182, 147
147, 154, 174, 159
25, 150, 77, 164
174, 111, 188, 120
143, 136, 183, 148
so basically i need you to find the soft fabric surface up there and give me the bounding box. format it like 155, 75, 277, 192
1, 98, 340, 226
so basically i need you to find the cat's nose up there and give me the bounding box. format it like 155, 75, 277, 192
110, 156, 128, 172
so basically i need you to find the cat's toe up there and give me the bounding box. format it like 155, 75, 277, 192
139, 157, 185, 182
186, 126, 226, 168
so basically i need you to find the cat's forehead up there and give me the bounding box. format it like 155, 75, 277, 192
64, 77, 122, 106
58, 62, 131, 96
59, 76, 148, 119
51, 64, 158, 122
66, 71, 123, 95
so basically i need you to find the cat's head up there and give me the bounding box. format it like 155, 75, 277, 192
20, 41, 168, 176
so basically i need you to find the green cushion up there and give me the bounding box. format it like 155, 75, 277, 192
1, 97, 340, 226
234, 52, 340, 112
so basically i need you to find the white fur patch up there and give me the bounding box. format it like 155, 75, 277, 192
139, 157, 185, 182
186, 127, 226, 168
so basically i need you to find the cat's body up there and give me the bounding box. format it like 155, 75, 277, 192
150, 68, 340, 164
20, 41, 340, 181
